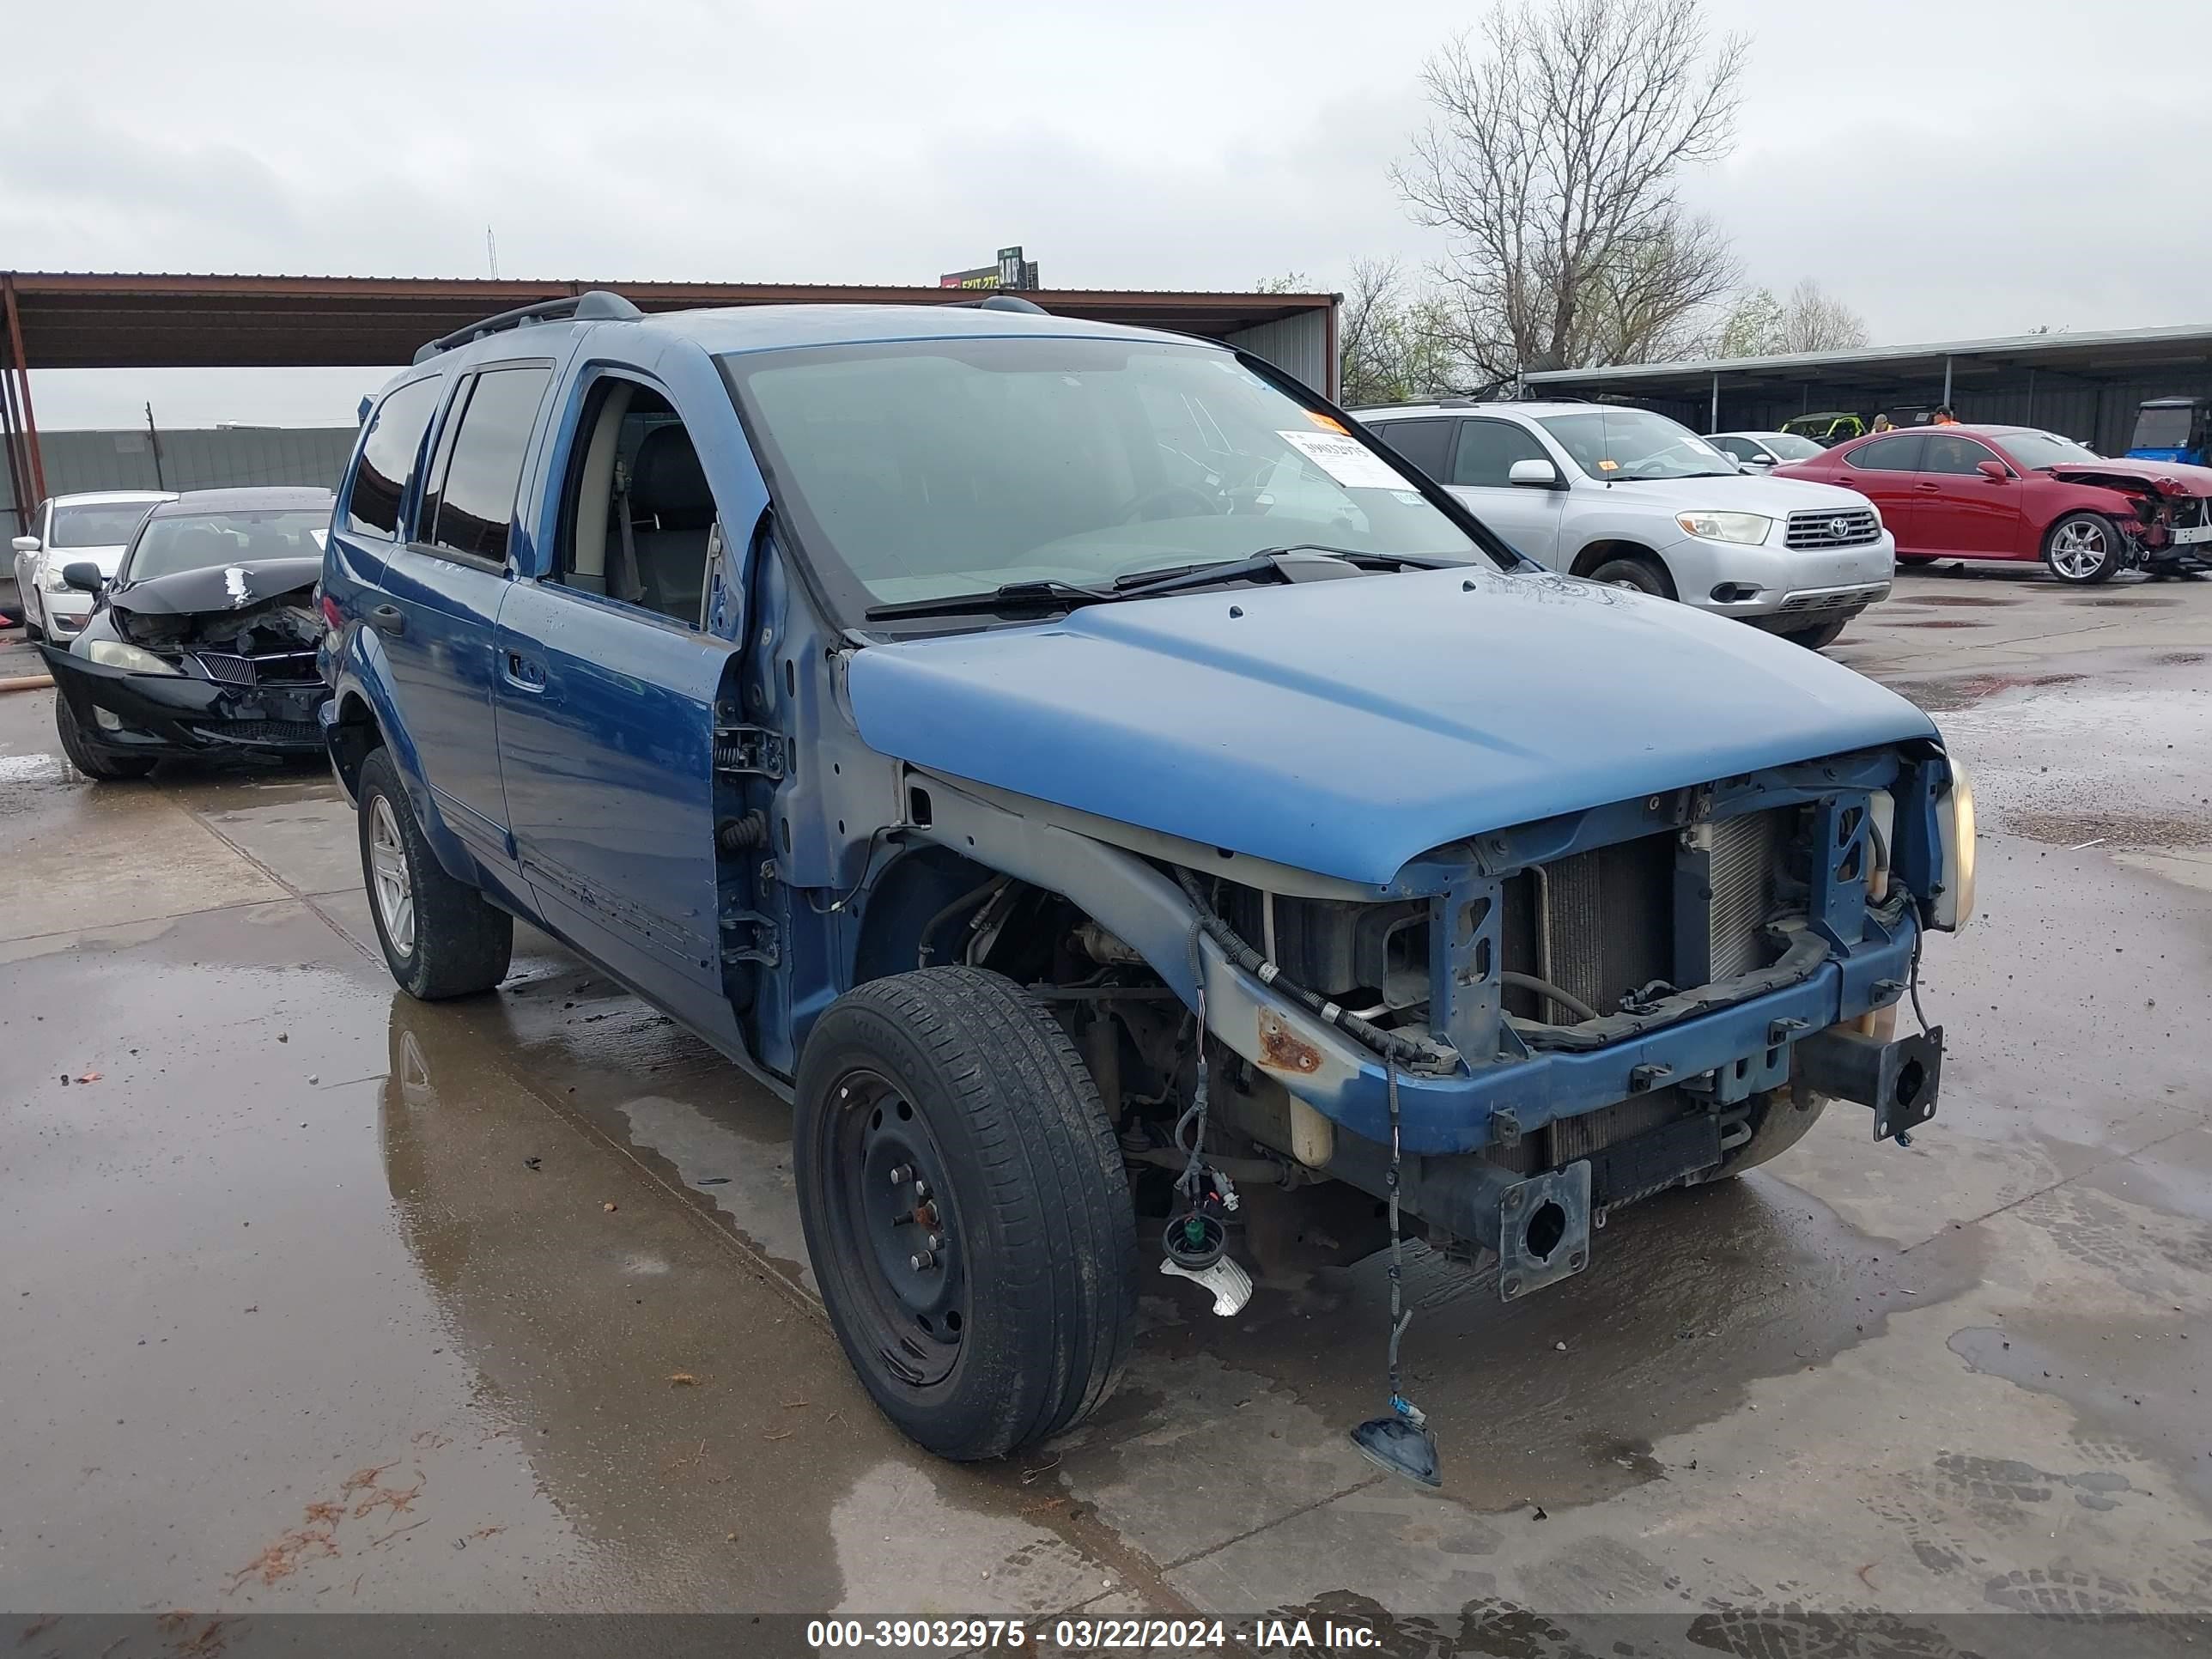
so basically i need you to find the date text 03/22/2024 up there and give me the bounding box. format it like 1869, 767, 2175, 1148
804, 1617, 1381, 1650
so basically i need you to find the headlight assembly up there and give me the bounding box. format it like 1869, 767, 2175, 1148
84, 638, 183, 678
1931, 762, 1976, 931
1675, 511, 1773, 545
35, 562, 76, 592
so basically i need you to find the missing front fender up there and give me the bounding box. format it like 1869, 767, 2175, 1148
1795, 1024, 1942, 1141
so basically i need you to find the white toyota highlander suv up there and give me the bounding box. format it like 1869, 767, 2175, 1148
1357, 400, 1894, 647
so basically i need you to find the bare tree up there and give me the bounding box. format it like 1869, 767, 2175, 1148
1395, 0, 1747, 377
1716, 278, 1871, 357
1777, 278, 1869, 353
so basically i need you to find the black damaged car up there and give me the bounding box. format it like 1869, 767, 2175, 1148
43, 487, 335, 781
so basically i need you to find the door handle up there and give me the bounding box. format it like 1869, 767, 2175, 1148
368, 604, 406, 636
502, 651, 547, 692
1913, 482, 1942, 492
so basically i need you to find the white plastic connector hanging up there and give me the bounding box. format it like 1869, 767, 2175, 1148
1160, 1253, 1254, 1317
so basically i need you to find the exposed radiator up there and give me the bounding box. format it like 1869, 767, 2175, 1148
1540, 854, 1608, 1022
1706, 811, 1784, 980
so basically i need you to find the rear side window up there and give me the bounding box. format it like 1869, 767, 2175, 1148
1844, 434, 1925, 472
1370, 418, 1453, 477
346, 377, 443, 538
422, 366, 552, 565
1452, 419, 1551, 487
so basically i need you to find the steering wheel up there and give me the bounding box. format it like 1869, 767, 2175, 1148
1118, 483, 1222, 524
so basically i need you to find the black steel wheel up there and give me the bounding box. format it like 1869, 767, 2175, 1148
794, 967, 1135, 1462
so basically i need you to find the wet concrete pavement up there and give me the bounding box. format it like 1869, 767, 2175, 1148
3, 572, 2209, 1643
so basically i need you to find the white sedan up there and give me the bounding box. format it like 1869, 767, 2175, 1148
11, 491, 173, 641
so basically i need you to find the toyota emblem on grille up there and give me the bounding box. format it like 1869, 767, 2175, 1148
1826, 517, 1850, 539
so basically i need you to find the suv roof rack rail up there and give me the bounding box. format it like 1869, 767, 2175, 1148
945, 294, 1048, 314
412, 289, 643, 364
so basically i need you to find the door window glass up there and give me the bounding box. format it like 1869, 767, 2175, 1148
1453, 419, 1553, 486
1709, 436, 1757, 462
424, 366, 552, 565
1843, 434, 1926, 472
1923, 434, 2000, 476
345, 376, 443, 538
1370, 419, 1452, 477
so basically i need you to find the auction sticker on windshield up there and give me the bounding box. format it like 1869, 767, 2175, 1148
1276, 429, 1408, 490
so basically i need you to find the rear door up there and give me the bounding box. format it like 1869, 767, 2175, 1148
1445, 417, 1567, 563
1915, 432, 2026, 558
1838, 433, 1929, 552
493, 368, 745, 1038
378, 362, 554, 872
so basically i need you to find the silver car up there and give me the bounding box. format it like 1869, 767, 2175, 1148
1357, 403, 1894, 648
10, 491, 174, 641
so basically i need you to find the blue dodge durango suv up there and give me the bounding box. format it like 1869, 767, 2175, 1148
319, 292, 1973, 1476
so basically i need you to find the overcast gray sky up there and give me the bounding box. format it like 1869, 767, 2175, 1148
10, 0, 2208, 428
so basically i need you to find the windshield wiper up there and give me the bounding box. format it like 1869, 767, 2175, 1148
862, 548, 1455, 622
864, 580, 1115, 621
1110, 546, 1453, 597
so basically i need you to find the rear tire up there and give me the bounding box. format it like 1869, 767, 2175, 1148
356, 747, 513, 1000
2042, 513, 2124, 584
1584, 552, 1673, 598
55, 695, 155, 781
794, 966, 1136, 1462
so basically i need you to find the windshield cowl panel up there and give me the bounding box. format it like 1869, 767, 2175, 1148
722, 336, 1499, 631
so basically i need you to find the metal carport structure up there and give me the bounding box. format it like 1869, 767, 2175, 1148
1, 271, 1339, 531
1522, 324, 2212, 454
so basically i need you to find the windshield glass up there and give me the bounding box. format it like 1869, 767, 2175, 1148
2131, 407, 2193, 449
1535, 410, 1738, 480
1764, 433, 1826, 460
124, 510, 330, 582
51, 502, 158, 548
722, 337, 1486, 617
2000, 430, 2102, 468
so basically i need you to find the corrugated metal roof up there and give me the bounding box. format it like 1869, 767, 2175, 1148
3, 271, 1337, 371
1528, 323, 2212, 393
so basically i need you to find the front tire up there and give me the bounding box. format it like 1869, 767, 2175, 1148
794, 966, 1136, 1462
1584, 552, 1673, 598
1694, 1087, 1829, 1182
1780, 612, 1853, 650
55, 695, 155, 781
356, 747, 513, 1000
2043, 513, 2124, 584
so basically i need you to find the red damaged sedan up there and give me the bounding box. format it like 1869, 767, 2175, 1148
1774, 425, 2212, 585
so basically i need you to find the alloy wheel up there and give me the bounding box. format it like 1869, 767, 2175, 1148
2049, 520, 2110, 580
368, 794, 416, 957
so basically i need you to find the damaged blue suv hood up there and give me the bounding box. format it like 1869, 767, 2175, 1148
848, 567, 1937, 887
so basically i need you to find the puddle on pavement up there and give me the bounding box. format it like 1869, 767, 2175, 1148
1900, 671, 2087, 713
1897, 619, 1993, 629
1889, 594, 2016, 609
2154, 651, 2207, 666
1950, 1312, 2212, 1516
1112, 1175, 1982, 1516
